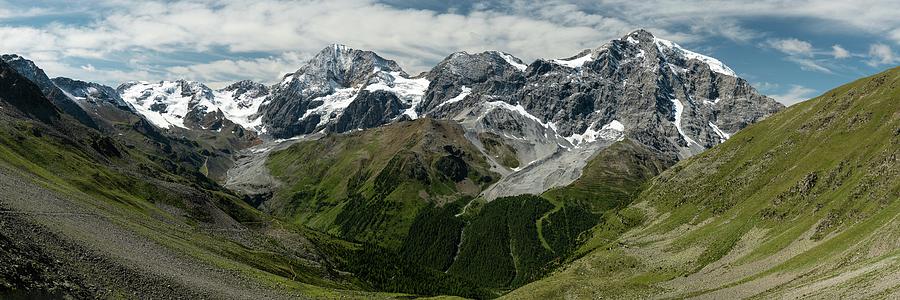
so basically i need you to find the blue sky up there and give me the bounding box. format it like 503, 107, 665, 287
1, 0, 899, 105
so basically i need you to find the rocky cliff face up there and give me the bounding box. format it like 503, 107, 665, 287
52, 77, 138, 125
1, 54, 98, 129
117, 80, 268, 133
107, 29, 781, 196
52, 77, 131, 109
260, 44, 426, 138
0, 60, 62, 124
414, 29, 783, 198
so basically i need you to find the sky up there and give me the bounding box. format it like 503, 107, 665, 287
1, 0, 899, 105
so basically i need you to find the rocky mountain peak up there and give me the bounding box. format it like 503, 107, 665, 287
2, 54, 99, 129
219, 80, 269, 109
261, 45, 421, 138
624, 28, 656, 43
615, 29, 738, 77
288, 44, 406, 91
222, 80, 268, 94
52, 77, 130, 109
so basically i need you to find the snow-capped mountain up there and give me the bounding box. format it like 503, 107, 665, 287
414, 29, 783, 198
260, 44, 427, 138
218, 80, 270, 129
53, 77, 132, 110
117, 80, 268, 132
108, 29, 781, 198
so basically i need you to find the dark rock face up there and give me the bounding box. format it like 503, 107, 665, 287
1, 54, 98, 129
51, 77, 131, 110
0, 60, 61, 124
52, 77, 139, 127
423, 29, 783, 160
420, 51, 526, 113
331, 90, 404, 133
260, 44, 409, 138
221, 80, 269, 105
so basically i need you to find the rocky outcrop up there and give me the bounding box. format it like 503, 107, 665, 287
0, 60, 62, 124
1, 54, 98, 129
260, 44, 416, 138
331, 90, 405, 133
52, 77, 138, 126
413, 29, 783, 198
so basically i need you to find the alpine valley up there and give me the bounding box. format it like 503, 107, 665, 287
0, 29, 897, 300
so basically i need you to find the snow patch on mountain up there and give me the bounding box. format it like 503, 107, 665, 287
552, 53, 593, 68
483, 100, 554, 130
653, 37, 737, 77
120, 81, 212, 129
564, 120, 626, 146
120, 80, 268, 130
709, 122, 731, 142
437, 86, 472, 108
495, 51, 528, 71
365, 71, 430, 119
671, 98, 697, 146
214, 89, 267, 130
300, 87, 357, 128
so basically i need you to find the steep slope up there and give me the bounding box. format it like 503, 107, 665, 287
117, 80, 263, 180
506, 67, 900, 299
0, 60, 62, 124
442, 139, 671, 291
263, 118, 498, 249
1, 54, 98, 129
261, 44, 427, 138
1, 59, 491, 299
422, 29, 782, 199
52, 77, 141, 129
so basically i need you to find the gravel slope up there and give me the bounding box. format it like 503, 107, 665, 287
0, 166, 303, 299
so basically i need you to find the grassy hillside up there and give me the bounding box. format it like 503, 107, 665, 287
0, 69, 491, 298
439, 139, 671, 292
506, 67, 900, 299
264, 117, 671, 294
266, 118, 498, 249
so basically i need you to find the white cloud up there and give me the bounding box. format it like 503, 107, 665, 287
891, 29, 900, 45
769, 84, 817, 105
768, 38, 814, 56
866, 43, 897, 66
752, 81, 780, 92
590, 1, 900, 41
0, 0, 641, 85
165, 53, 308, 89
831, 44, 850, 58
80, 64, 96, 72
3, 0, 899, 86
766, 38, 833, 73
787, 57, 832, 74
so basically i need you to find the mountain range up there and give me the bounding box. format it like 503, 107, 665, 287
1, 29, 896, 299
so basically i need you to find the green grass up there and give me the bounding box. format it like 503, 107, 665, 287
447, 195, 556, 289
477, 132, 520, 168
504, 67, 900, 299
266, 119, 498, 249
